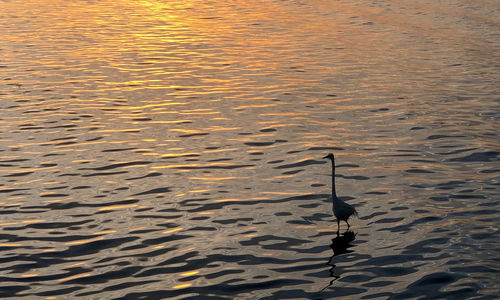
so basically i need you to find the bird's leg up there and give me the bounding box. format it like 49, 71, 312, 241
346, 220, 350, 230
336, 219, 340, 235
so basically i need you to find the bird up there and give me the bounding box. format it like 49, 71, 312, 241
323, 153, 358, 234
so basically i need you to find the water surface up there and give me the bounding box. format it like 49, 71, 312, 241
0, 0, 499, 298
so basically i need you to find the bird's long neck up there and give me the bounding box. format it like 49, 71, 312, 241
330, 159, 337, 198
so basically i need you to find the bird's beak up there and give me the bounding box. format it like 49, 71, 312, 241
323, 155, 329, 159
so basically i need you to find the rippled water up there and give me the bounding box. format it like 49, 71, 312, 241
1, 0, 499, 298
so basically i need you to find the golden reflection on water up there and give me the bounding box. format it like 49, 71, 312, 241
98, 204, 139, 211
0, 0, 498, 298
64, 236, 104, 246
172, 283, 193, 289
163, 227, 183, 234
93, 230, 117, 235
58, 273, 93, 282
0, 243, 23, 247
181, 271, 199, 277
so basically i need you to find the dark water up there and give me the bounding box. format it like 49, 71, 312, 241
0, 0, 499, 298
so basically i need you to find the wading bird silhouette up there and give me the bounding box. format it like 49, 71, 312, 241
323, 153, 358, 234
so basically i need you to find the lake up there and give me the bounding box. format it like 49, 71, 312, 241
0, 0, 499, 298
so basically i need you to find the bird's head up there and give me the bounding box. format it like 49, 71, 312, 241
323, 153, 335, 160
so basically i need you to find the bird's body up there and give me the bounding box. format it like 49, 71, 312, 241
331, 195, 357, 228
323, 153, 358, 233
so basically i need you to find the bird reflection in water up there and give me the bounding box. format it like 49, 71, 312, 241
321, 230, 356, 292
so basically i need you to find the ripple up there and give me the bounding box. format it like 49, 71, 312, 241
390, 272, 473, 299
448, 151, 499, 162
132, 187, 171, 196
244, 141, 275, 147
79, 161, 152, 171
274, 159, 324, 169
